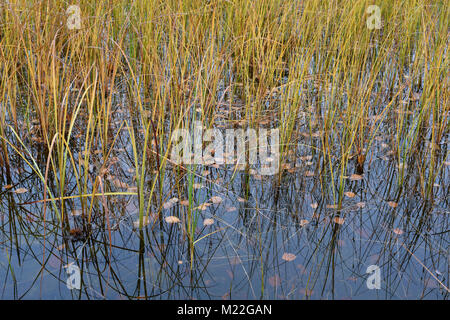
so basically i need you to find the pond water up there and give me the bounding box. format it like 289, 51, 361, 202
0, 105, 448, 300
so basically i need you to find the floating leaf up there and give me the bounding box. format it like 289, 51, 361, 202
327, 204, 338, 209
210, 196, 223, 204
356, 202, 366, 208
113, 179, 129, 189
282, 253, 296, 262
165, 216, 181, 224
333, 217, 345, 225
393, 228, 404, 235
203, 218, 214, 226
300, 219, 309, 227
310, 202, 318, 209
193, 183, 204, 189
3, 185, 13, 190
237, 197, 247, 203
14, 188, 28, 194
226, 206, 237, 212
349, 174, 363, 181
344, 191, 356, 198
387, 201, 398, 208
194, 203, 209, 211
180, 200, 190, 206
133, 216, 151, 228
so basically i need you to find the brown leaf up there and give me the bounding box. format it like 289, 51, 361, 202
344, 191, 356, 198
387, 201, 398, 208
203, 218, 215, 226
164, 216, 181, 224
349, 174, 363, 181
300, 219, 309, 227
282, 253, 296, 262
210, 196, 223, 204
333, 217, 345, 225
268, 275, 281, 287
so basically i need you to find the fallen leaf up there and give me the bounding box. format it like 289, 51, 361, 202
387, 201, 398, 208
3, 185, 13, 190
393, 228, 404, 235
165, 216, 181, 224
282, 253, 296, 262
310, 202, 318, 209
300, 219, 309, 227
14, 188, 28, 194
210, 196, 223, 204
304, 170, 315, 177
71, 210, 82, 217
344, 191, 356, 198
195, 203, 209, 211
333, 217, 345, 225
349, 174, 363, 181
163, 197, 178, 209
203, 218, 214, 226
356, 202, 366, 208
226, 206, 237, 212
237, 197, 247, 203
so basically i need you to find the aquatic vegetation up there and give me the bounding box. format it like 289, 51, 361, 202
0, 0, 448, 299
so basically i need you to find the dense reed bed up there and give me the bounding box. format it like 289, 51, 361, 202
0, 0, 448, 299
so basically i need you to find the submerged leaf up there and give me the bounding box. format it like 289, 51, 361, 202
195, 203, 210, 211
299, 219, 309, 227
344, 191, 356, 198
356, 202, 366, 208
133, 216, 151, 228
333, 217, 345, 225
268, 275, 281, 287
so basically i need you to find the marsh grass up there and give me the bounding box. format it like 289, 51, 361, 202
0, 0, 448, 279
